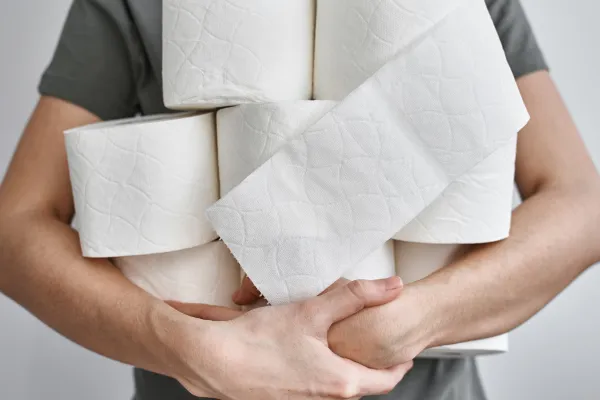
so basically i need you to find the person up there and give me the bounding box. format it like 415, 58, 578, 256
0, 0, 599, 398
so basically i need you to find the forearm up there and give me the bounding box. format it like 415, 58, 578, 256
421, 181, 600, 347
329, 73, 600, 368
0, 211, 196, 376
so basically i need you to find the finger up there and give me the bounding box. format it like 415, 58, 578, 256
166, 301, 244, 321
355, 361, 414, 396
232, 276, 263, 305
319, 278, 350, 295
304, 277, 403, 328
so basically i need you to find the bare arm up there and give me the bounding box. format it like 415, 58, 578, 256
327, 71, 600, 367
0, 97, 182, 375
425, 70, 600, 345
0, 96, 411, 398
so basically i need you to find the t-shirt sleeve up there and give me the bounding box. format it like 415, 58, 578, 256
486, 0, 549, 79
38, 0, 139, 120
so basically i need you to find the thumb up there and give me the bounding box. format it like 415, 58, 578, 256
304, 277, 403, 329
319, 278, 350, 295
166, 301, 244, 321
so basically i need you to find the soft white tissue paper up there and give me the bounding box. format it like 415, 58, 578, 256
315, 0, 518, 244
65, 113, 219, 258
314, 0, 462, 100
343, 241, 396, 281
217, 103, 394, 282
419, 335, 508, 358
113, 240, 241, 307
207, 0, 529, 305
218, 102, 516, 245
394, 241, 509, 357
163, 0, 315, 109
217, 101, 336, 197
240, 241, 395, 311
394, 137, 517, 243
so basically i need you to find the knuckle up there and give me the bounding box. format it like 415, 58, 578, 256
296, 301, 316, 318
330, 378, 359, 399
346, 280, 368, 301
381, 383, 396, 395
294, 302, 323, 326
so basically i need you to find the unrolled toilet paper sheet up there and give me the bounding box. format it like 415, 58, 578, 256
217, 101, 517, 245
207, 0, 529, 305
393, 137, 517, 243
114, 240, 241, 307
65, 113, 219, 258
217, 101, 337, 197
314, 0, 518, 244
163, 0, 315, 109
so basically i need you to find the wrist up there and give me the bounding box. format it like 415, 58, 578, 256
405, 278, 464, 350
145, 300, 213, 378
389, 284, 440, 354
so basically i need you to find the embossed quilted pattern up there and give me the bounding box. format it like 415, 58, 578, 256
394, 137, 517, 242
163, 0, 315, 109
217, 101, 517, 244
65, 113, 219, 257
114, 240, 241, 306
206, 0, 530, 305
217, 101, 336, 196
314, 0, 464, 100
316, 0, 518, 243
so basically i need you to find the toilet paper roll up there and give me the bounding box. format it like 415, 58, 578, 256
217, 102, 517, 244
343, 240, 396, 281
394, 136, 517, 243
394, 241, 509, 357
240, 241, 396, 310
206, 0, 529, 305
113, 241, 241, 307
315, 0, 518, 244
314, 0, 461, 100
163, 0, 315, 109
65, 113, 219, 258
217, 101, 336, 197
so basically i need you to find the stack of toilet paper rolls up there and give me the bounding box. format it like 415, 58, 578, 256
63, 0, 527, 357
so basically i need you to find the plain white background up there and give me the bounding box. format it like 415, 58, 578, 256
0, 0, 599, 399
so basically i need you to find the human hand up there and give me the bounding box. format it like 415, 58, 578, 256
167, 277, 414, 399
328, 282, 433, 369
231, 276, 431, 370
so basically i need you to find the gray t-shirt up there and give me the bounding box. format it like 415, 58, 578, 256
38, 1, 548, 399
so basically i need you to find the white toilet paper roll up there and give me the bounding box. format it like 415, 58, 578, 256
113, 241, 241, 307
207, 0, 529, 305
394, 137, 517, 243
343, 241, 396, 281
240, 241, 396, 310
315, 0, 517, 244
65, 113, 219, 258
314, 0, 461, 100
163, 0, 315, 109
217, 101, 336, 197
217, 100, 516, 246
394, 241, 509, 357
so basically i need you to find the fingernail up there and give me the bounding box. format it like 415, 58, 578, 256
385, 276, 403, 290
